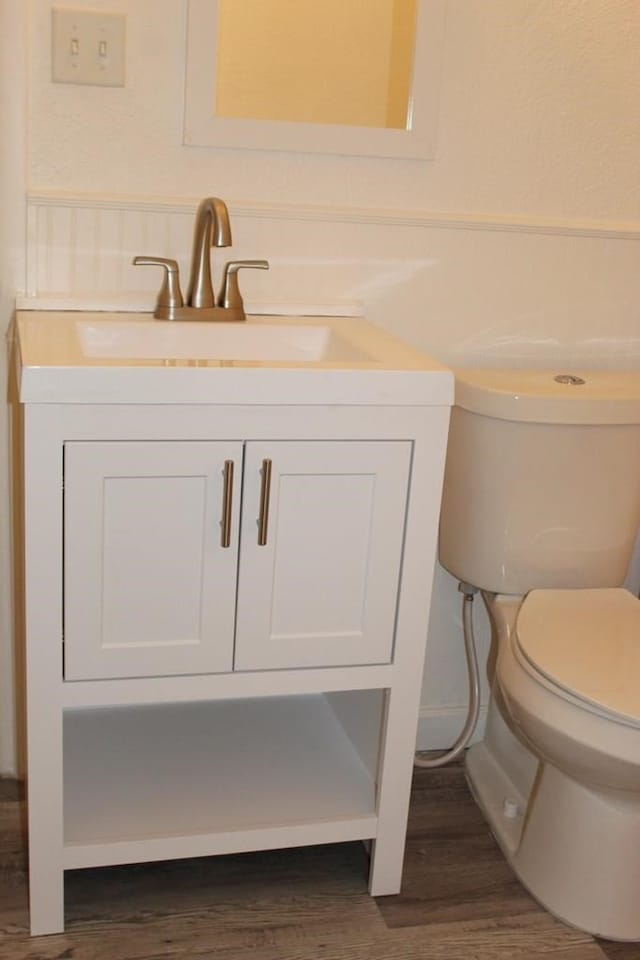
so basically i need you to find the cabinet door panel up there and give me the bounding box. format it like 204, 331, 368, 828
64, 441, 242, 680
235, 441, 411, 670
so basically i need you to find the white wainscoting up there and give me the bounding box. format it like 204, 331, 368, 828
25, 191, 640, 303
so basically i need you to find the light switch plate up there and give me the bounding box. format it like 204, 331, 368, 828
52, 7, 125, 87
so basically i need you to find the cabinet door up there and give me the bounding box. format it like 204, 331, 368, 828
64, 441, 242, 680
234, 441, 411, 670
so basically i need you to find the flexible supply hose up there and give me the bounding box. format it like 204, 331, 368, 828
414, 582, 481, 769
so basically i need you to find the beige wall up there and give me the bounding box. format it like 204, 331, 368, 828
0, 0, 638, 772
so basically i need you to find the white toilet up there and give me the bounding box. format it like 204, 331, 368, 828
439, 368, 640, 941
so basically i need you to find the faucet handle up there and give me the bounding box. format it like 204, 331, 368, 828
133, 256, 184, 320
218, 260, 269, 314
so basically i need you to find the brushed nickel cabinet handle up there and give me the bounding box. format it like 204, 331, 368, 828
257, 458, 272, 546
221, 460, 234, 548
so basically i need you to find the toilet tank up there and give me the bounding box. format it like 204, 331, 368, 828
439, 369, 640, 594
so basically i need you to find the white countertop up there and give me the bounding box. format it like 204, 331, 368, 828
15, 311, 454, 406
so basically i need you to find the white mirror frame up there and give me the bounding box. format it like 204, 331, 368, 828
184, 0, 447, 159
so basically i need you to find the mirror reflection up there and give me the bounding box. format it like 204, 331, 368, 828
214, 0, 418, 129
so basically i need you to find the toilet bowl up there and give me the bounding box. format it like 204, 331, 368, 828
466, 588, 640, 940
438, 368, 640, 941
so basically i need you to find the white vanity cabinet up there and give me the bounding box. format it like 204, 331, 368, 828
64, 439, 411, 680
15, 310, 453, 936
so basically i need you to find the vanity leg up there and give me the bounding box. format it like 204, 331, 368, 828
26, 707, 65, 935
368, 419, 447, 897
367, 687, 417, 896
23, 410, 66, 934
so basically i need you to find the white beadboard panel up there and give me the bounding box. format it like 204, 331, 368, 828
24, 193, 640, 372
27, 190, 640, 242
27, 200, 200, 300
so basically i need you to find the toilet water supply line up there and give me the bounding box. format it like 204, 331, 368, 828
414, 582, 481, 769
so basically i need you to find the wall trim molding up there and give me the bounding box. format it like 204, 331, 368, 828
416, 703, 488, 752
27, 190, 640, 241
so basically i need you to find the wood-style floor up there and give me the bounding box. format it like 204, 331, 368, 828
0, 761, 637, 959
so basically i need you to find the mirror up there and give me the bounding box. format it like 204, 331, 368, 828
214, 0, 417, 130
184, 0, 446, 159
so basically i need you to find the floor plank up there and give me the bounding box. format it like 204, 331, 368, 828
596, 940, 640, 960
0, 759, 626, 960
378, 766, 541, 928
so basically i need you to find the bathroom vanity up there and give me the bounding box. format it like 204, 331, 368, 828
14, 310, 453, 934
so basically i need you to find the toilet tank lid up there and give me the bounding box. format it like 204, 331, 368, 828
516, 588, 640, 726
454, 369, 640, 424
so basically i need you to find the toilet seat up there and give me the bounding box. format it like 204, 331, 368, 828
515, 588, 640, 728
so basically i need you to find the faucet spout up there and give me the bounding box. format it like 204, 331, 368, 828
186, 197, 232, 308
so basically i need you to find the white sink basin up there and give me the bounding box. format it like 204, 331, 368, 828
76, 319, 370, 363
15, 311, 453, 406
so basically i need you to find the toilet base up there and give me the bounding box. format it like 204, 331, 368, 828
466, 738, 640, 941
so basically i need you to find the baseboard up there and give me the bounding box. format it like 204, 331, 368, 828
415, 703, 488, 752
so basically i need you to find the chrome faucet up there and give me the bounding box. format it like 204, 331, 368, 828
185, 197, 232, 309
133, 196, 268, 321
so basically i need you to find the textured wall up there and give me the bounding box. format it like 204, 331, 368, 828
27, 0, 640, 216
